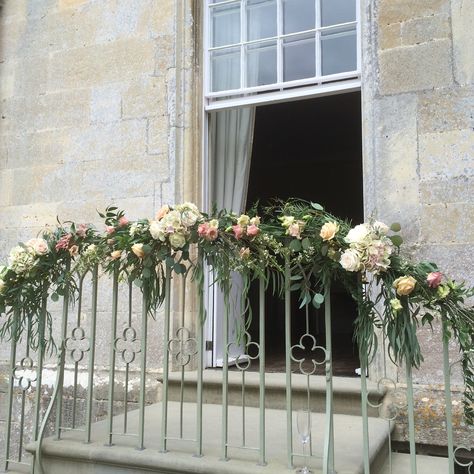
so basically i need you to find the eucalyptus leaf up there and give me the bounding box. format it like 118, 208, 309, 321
389, 235, 403, 247
390, 222, 401, 232
289, 239, 302, 252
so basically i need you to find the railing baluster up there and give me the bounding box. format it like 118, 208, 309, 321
85, 265, 99, 444
441, 317, 455, 474
221, 283, 229, 461
323, 283, 335, 474
33, 291, 48, 442
258, 277, 266, 466
285, 257, 293, 468
138, 282, 149, 450
160, 265, 172, 453
55, 262, 71, 441
405, 361, 418, 474
3, 308, 19, 471
106, 264, 119, 446
195, 279, 204, 457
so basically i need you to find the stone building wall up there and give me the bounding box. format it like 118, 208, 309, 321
363, 0, 474, 446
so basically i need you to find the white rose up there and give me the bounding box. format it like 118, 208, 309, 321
149, 220, 166, 241
340, 249, 363, 272
169, 232, 186, 249
345, 224, 370, 244
26, 238, 50, 256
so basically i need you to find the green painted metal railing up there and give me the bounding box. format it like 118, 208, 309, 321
1, 265, 468, 474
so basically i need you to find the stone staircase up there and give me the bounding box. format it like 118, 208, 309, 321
19, 371, 451, 474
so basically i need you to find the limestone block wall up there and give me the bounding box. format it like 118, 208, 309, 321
0, 0, 199, 465
363, 0, 474, 446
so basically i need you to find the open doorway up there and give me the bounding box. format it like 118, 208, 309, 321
246, 91, 363, 376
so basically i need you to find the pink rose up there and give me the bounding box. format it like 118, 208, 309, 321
118, 216, 129, 227
246, 224, 260, 237
206, 227, 218, 241
232, 225, 244, 240
76, 224, 88, 238
427, 271, 442, 289
105, 225, 115, 235
198, 223, 209, 238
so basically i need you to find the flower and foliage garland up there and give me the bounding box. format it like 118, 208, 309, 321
0, 199, 473, 423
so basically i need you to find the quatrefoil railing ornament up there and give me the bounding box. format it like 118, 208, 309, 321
168, 327, 198, 367
65, 327, 90, 363
454, 447, 473, 473
228, 331, 261, 371
115, 326, 141, 364
367, 377, 407, 421
290, 333, 328, 376
13, 356, 37, 391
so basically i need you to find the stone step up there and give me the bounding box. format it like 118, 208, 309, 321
30, 401, 391, 474
377, 452, 450, 474
159, 370, 383, 417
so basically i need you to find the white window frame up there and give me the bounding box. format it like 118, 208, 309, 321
204, 0, 361, 111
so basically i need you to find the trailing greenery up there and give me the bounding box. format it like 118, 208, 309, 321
0, 199, 473, 423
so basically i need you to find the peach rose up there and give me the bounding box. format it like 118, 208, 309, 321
131, 243, 145, 258
206, 227, 219, 241
393, 276, 416, 296
68, 245, 79, 257
233, 225, 244, 240
111, 250, 122, 260
105, 225, 115, 235
156, 205, 170, 221
320, 222, 339, 241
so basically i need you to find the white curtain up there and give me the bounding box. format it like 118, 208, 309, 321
209, 108, 256, 366
210, 108, 256, 213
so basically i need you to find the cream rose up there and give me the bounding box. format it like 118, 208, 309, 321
131, 243, 145, 258
390, 298, 403, 312
345, 224, 370, 244
393, 276, 416, 296
68, 245, 79, 257
320, 222, 339, 241
169, 233, 186, 249
26, 238, 50, 256
340, 249, 362, 272
237, 214, 250, 226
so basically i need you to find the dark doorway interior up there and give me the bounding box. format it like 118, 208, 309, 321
245, 91, 363, 376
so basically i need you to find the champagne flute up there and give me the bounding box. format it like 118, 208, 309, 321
296, 409, 312, 474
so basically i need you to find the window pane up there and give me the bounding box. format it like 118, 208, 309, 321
321, 27, 357, 75
283, 0, 315, 34
283, 34, 315, 81
321, 0, 356, 27
211, 47, 241, 92
211, 3, 241, 47
246, 41, 277, 87
247, 0, 277, 41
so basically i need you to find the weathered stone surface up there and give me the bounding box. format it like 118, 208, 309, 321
371, 93, 420, 243
401, 14, 450, 46
122, 76, 168, 119
420, 202, 474, 244
419, 129, 474, 180
90, 84, 122, 124
452, 0, 474, 85
379, 23, 402, 50
418, 86, 474, 133
48, 38, 156, 90
147, 117, 169, 155
378, 0, 449, 24
379, 40, 453, 94
419, 176, 474, 204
